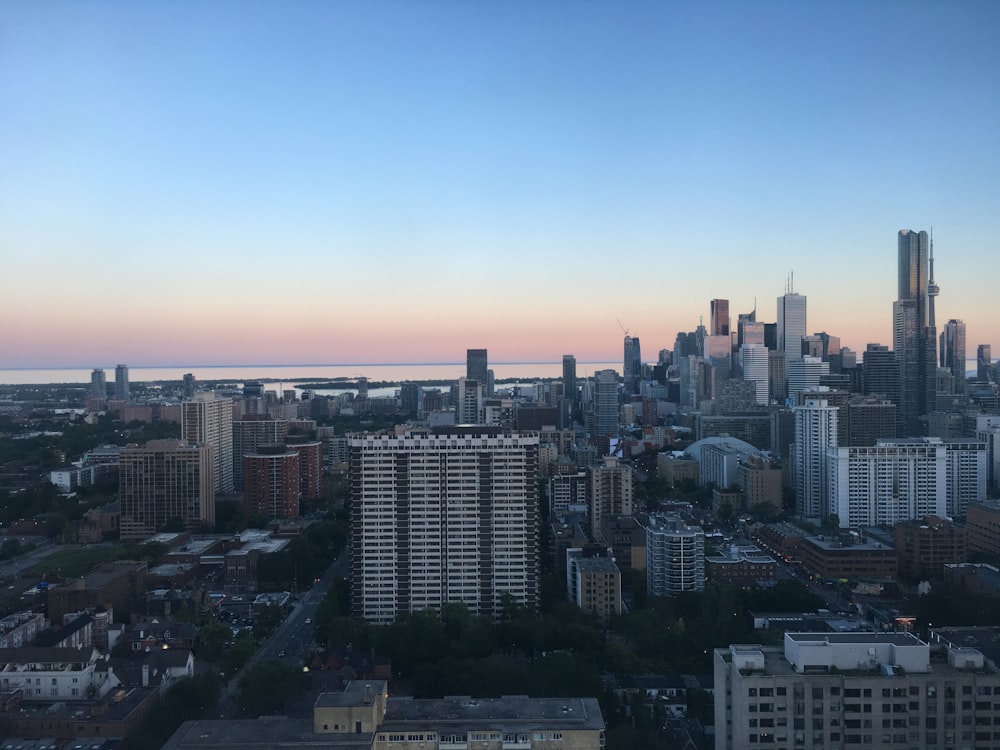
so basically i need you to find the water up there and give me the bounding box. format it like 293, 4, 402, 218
0, 362, 621, 386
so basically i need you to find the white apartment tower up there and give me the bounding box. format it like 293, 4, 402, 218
456, 377, 484, 425
645, 513, 704, 595
348, 427, 539, 624
793, 398, 838, 519
828, 437, 985, 527
90, 369, 106, 399
114, 364, 130, 402
181, 392, 234, 494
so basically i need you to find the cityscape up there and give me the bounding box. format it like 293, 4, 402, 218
2, 3, 1000, 750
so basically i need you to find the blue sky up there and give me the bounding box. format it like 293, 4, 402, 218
1, 1, 997, 367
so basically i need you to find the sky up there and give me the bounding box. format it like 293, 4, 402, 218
1, 1, 998, 368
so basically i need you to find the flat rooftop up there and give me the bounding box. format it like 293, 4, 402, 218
162, 717, 371, 750
381, 695, 605, 732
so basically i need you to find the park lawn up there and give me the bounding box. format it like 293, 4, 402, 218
29, 547, 120, 579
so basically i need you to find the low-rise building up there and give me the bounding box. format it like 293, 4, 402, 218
893, 516, 967, 581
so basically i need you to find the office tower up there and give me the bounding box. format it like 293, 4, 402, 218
763, 322, 777, 350
845, 397, 897, 446
787, 356, 829, 400
562, 355, 578, 406
801, 335, 823, 359
243, 445, 301, 520
739, 320, 765, 348
399, 382, 420, 416
623, 335, 641, 395
456, 377, 483, 424
715, 632, 1000, 750
710, 298, 730, 336
740, 345, 769, 406
114, 364, 130, 402
657, 348, 672, 365
233, 417, 289, 490
119, 440, 215, 539
182, 373, 196, 399
979, 344, 993, 382
815, 331, 841, 361
862, 343, 900, 404
645, 513, 705, 595
767, 350, 786, 403
181, 393, 234, 494
893, 229, 937, 436
466, 348, 488, 386
777, 283, 807, 362
592, 369, 619, 439
704, 335, 732, 370
348, 427, 539, 623
587, 457, 633, 541
792, 398, 838, 519
939, 319, 967, 393
90, 369, 106, 399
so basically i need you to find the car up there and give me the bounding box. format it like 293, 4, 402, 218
304, 618, 312, 624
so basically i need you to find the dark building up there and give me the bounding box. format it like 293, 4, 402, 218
466, 348, 488, 387
893, 516, 967, 581
893, 229, 937, 436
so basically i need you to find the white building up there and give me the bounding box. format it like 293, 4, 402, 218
828, 437, 986, 527
456, 376, 484, 425
740, 344, 769, 406
181, 392, 234, 494
777, 291, 807, 363
787, 356, 829, 401
645, 512, 704, 595
0, 646, 120, 700
793, 398, 838, 519
348, 427, 539, 623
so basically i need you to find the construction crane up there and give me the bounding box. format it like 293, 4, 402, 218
617, 318, 629, 337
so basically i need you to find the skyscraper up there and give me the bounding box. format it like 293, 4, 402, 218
978, 344, 993, 382
792, 397, 838, 519
940, 318, 967, 392
114, 364, 130, 402
348, 427, 539, 623
893, 229, 937, 436
466, 349, 488, 385
90, 369, 106, 399
623, 335, 641, 395
181, 393, 234, 494
562, 355, 578, 406
119, 440, 215, 539
740, 344, 769, 406
592, 369, 619, 439
710, 298, 730, 336
776, 286, 806, 363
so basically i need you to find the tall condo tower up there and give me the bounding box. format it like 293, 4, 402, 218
348, 427, 539, 623
90, 369, 106, 399
181, 392, 234, 494
940, 319, 967, 393
562, 355, 578, 406
792, 397, 838, 519
114, 364, 130, 402
777, 276, 807, 363
893, 229, 937, 436
978, 344, 993, 382
592, 369, 620, 439
623, 335, 641, 395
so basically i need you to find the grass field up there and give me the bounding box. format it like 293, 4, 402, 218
29, 547, 120, 579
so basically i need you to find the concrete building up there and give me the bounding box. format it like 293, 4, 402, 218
566, 551, 622, 623
587, 457, 633, 542
348, 428, 539, 623
645, 513, 705, 595
233, 417, 290, 490
456, 377, 484, 425
181, 393, 234, 494
714, 631, 1000, 750
737, 454, 783, 514
792, 398, 838, 520
119, 440, 215, 539
549, 471, 588, 517
243, 445, 301, 520
965, 502, 1000, 559
706, 544, 777, 588
114, 364, 130, 402
741, 344, 769, 406
90, 368, 106, 399
787, 356, 829, 401
47, 561, 147, 623
777, 289, 807, 364
893, 516, 967, 581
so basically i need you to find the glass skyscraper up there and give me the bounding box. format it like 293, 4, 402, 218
893, 229, 937, 436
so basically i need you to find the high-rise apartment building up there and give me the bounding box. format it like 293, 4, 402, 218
587, 457, 633, 541
592, 369, 619, 439
792, 398, 838, 519
777, 289, 807, 363
181, 393, 234, 494
978, 344, 994, 382
940, 318, 966, 392
243, 445, 301, 520
466, 349, 488, 386
114, 364, 130, 402
893, 229, 937, 436
645, 513, 704, 595
623, 335, 642, 394
562, 354, 578, 406
710, 298, 730, 336
119, 440, 215, 539
456, 377, 484, 424
90, 369, 106, 399
348, 427, 539, 623
233, 417, 289, 490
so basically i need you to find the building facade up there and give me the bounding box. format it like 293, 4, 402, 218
645, 513, 705, 595
348, 428, 539, 623
893, 229, 937, 436
181, 393, 234, 494
793, 398, 838, 519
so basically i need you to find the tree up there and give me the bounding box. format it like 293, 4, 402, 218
237, 660, 305, 716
